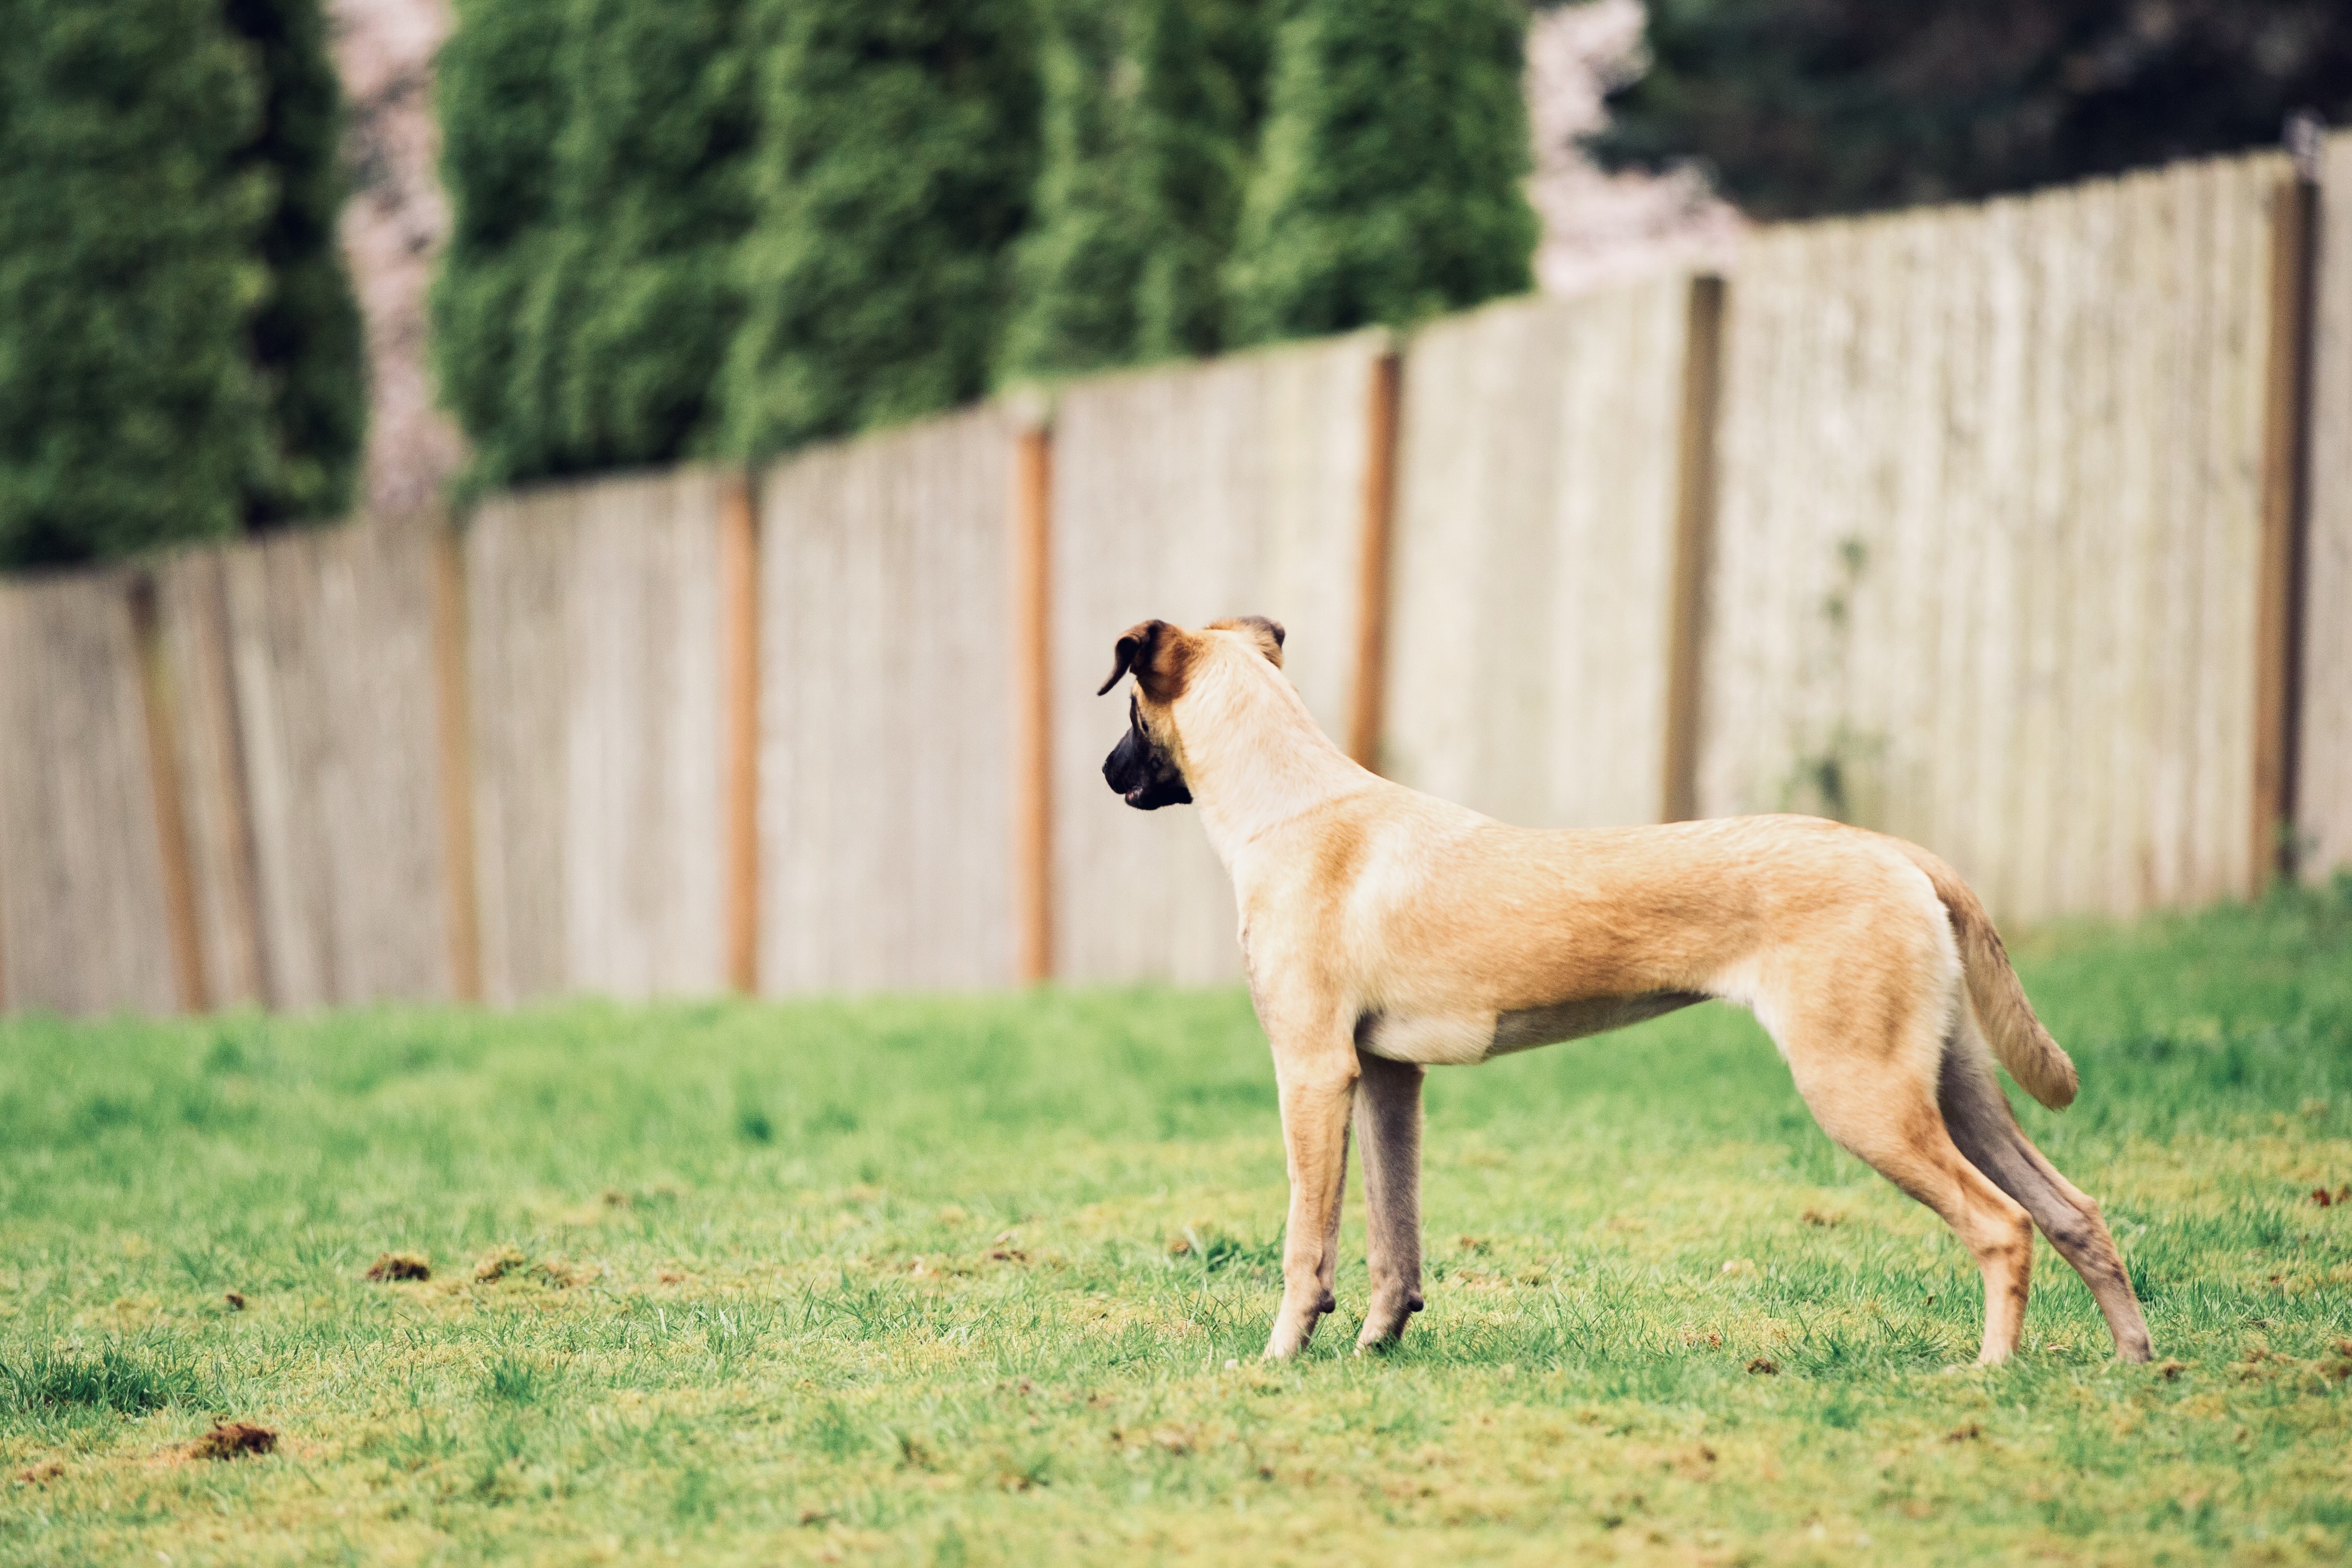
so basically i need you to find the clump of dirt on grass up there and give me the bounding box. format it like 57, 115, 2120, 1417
474, 1245, 528, 1282
187, 1422, 276, 1460
223, 1291, 246, 1311
1746, 1357, 1779, 1375
473, 1245, 591, 1288
364, 1253, 430, 1282
16, 1460, 64, 1486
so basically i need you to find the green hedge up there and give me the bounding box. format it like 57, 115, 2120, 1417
1000, 0, 1266, 379
0, 0, 363, 567
433, 0, 757, 487
721, 0, 1040, 454
431, 0, 1540, 479
1226, 0, 1536, 347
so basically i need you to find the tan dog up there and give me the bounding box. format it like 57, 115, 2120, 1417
1098, 615, 2152, 1365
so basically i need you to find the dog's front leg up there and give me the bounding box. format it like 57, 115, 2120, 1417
1353, 1051, 1425, 1350
1265, 1044, 1358, 1359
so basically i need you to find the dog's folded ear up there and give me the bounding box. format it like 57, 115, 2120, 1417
1207, 615, 1284, 668
1098, 619, 1194, 702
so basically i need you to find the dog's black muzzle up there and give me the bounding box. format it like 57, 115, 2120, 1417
1102, 700, 1191, 810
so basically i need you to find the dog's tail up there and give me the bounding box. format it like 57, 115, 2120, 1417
1901, 844, 2078, 1109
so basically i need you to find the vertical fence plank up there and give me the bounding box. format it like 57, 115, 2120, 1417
1010, 414, 1055, 983
757, 411, 1016, 993
465, 491, 570, 1005
467, 472, 727, 1002
431, 521, 483, 1003
2301, 132, 2352, 878
720, 471, 762, 993
0, 572, 179, 1015
129, 576, 208, 1011
225, 513, 456, 1007
1662, 276, 1725, 822
156, 553, 269, 1007
2255, 172, 2321, 888
1347, 345, 1400, 770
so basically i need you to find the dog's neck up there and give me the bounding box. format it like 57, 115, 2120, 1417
1173, 654, 1373, 868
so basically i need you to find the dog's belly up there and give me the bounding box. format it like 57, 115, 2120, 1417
1354, 992, 1706, 1066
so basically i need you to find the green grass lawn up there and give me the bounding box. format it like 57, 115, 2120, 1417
4, 890, 2350, 1566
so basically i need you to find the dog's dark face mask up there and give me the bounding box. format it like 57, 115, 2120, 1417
1103, 695, 1191, 810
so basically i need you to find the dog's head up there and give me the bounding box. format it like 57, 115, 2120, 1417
1097, 616, 1283, 810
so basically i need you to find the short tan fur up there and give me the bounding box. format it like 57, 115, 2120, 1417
1098, 618, 2152, 1365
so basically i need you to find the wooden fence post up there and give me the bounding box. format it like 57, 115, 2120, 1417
128, 574, 208, 1012
430, 519, 484, 1003
721, 469, 762, 994
1663, 274, 1727, 824
1347, 342, 1403, 771
2256, 171, 2321, 889
1010, 404, 1055, 984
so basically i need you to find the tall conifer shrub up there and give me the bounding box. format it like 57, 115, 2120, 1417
1002, 0, 1265, 378
432, 0, 573, 486
724, 0, 1040, 453
544, 0, 758, 471
0, 0, 364, 566
1224, 0, 1536, 346
225, 0, 367, 525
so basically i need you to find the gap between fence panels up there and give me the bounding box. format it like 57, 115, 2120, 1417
720, 470, 761, 995
2254, 171, 2322, 891
1009, 403, 1056, 987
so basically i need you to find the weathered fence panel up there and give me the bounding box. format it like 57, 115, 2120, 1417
221, 514, 455, 1007
1698, 153, 2287, 925
156, 552, 269, 1008
2301, 132, 2352, 879
757, 411, 1016, 993
1383, 279, 1694, 828
0, 572, 177, 1015
1050, 335, 1385, 984
468, 471, 726, 1004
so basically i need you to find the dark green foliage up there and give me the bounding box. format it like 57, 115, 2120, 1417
1002, 0, 1267, 378
722, 0, 1040, 454
0, 0, 264, 566
1224, 0, 1537, 348
548, 0, 758, 473
434, 0, 757, 486
0, 0, 363, 568
431, 0, 568, 487
1593, 0, 2352, 221
224, 0, 367, 525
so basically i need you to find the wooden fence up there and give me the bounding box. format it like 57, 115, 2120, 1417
1048, 333, 1389, 985
1700, 154, 2290, 924
757, 410, 1017, 994
3, 136, 2348, 1016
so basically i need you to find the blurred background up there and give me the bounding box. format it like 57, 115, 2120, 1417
2, 0, 2350, 1017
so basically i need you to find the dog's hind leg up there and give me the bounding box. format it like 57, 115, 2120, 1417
1353, 1051, 1426, 1350
1938, 1023, 2153, 1362
1776, 994, 2037, 1364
